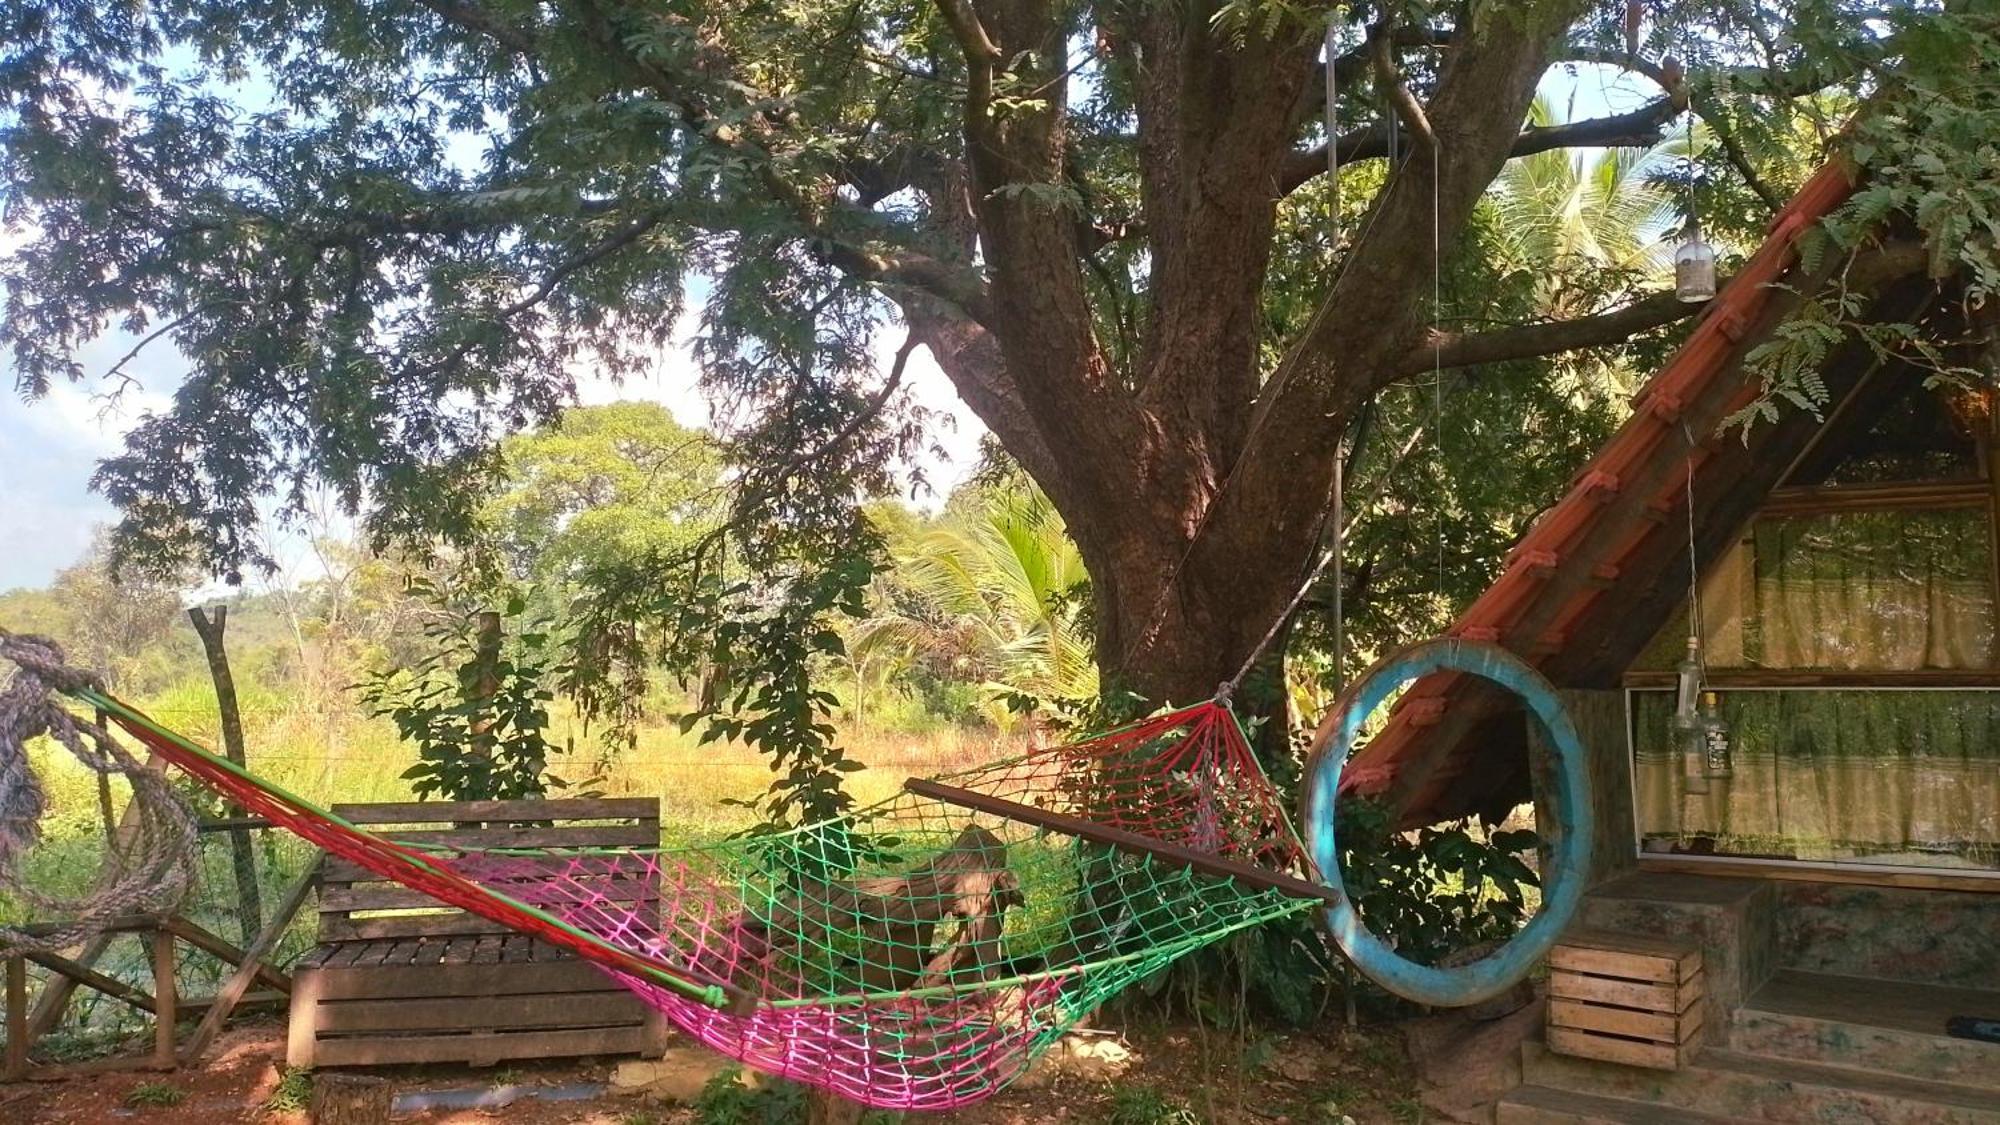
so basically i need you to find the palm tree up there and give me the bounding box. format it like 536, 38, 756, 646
1491, 95, 1679, 321
852, 485, 1095, 729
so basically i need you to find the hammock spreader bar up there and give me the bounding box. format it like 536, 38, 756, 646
905, 778, 1341, 905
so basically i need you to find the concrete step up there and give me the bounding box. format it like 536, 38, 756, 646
1733, 969, 2000, 1091
1497, 1084, 1739, 1124
1523, 1041, 2000, 1123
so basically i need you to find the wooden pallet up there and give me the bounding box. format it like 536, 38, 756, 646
287, 798, 670, 1069
1546, 929, 1704, 1070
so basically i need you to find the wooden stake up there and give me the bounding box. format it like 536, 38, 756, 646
5, 956, 26, 1082
188, 605, 264, 943
150, 928, 176, 1070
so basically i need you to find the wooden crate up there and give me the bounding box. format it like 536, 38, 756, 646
1546, 929, 1704, 1070
288, 798, 670, 1069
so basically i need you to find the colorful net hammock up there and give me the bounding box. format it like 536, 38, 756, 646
73, 688, 1322, 1110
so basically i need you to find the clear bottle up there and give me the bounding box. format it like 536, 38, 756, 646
1675, 639, 1709, 794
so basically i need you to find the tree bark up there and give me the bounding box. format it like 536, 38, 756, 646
187, 605, 263, 943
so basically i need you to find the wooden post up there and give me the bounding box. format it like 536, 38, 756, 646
470, 609, 502, 761
5, 955, 26, 1082
150, 927, 176, 1070
310, 1073, 391, 1125
188, 605, 264, 942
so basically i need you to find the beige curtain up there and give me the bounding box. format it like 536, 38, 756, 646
1750, 508, 1995, 670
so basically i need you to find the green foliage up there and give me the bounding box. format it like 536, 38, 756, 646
1337, 799, 1541, 969
1100, 1083, 1201, 1125
693, 1066, 807, 1125
355, 582, 575, 801
264, 1068, 314, 1115
124, 1082, 188, 1108
487, 402, 727, 588
853, 481, 1096, 730
1737, 9, 2000, 423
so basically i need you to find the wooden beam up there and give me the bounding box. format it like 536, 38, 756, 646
159, 917, 291, 994
902, 779, 1341, 905
22, 951, 156, 1016
5, 956, 25, 1082
1637, 856, 2000, 895
179, 855, 321, 1064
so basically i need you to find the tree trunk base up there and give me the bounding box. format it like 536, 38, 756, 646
309, 1073, 390, 1125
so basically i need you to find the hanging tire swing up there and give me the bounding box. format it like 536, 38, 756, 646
1301, 638, 1594, 1007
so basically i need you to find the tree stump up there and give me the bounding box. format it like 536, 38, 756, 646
309, 1073, 390, 1125
808, 1089, 867, 1125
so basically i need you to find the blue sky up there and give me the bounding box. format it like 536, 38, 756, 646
0, 66, 1655, 593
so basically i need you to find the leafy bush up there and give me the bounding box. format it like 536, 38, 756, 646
1337, 798, 1541, 968
356, 585, 573, 801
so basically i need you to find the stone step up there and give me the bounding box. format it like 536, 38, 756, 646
1523, 1041, 2000, 1123
1497, 1084, 1740, 1124
1733, 969, 2000, 1091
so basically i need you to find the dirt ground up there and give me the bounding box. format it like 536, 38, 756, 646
0, 1011, 1450, 1125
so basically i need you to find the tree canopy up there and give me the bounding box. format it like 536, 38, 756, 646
7, 1, 1999, 806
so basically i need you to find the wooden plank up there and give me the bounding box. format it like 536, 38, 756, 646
318, 912, 526, 943
6, 956, 26, 1082
1549, 944, 1683, 985
181, 858, 322, 1063
321, 851, 659, 884
1549, 970, 1692, 1013
318, 876, 658, 914
1636, 855, 2000, 895
306, 960, 612, 1001
440, 938, 478, 966
311, 990, 648, 1034
310, 1025, 647, 1068
150, 928, 176, 1070
1547, 1026, 1688, 1070
904, 778, 1341, 905
1549, 999, 1692, 1043
330, 798, 660, 825
367, 825, 660, 850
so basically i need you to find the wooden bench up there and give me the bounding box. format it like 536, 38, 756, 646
287, 798, 670, 1068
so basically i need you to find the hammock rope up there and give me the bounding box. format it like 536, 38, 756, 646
0, 636, 1318, 1109
0, 633, 198, 953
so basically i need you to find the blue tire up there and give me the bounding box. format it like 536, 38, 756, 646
1301, 638, 1594, 1007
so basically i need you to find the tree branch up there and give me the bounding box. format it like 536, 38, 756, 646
1370, 26, 1435, 152
1407, 240, 1932, 376
1282, 93, 1681, 194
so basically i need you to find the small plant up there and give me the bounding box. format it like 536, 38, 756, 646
694, 1064, 807, 1125
1102, 1083, 1201, 1125
125, 1082, 188, 1108
264, 1067, 313, 1114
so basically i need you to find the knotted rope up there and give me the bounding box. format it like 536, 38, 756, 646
0, 632, 197, 952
